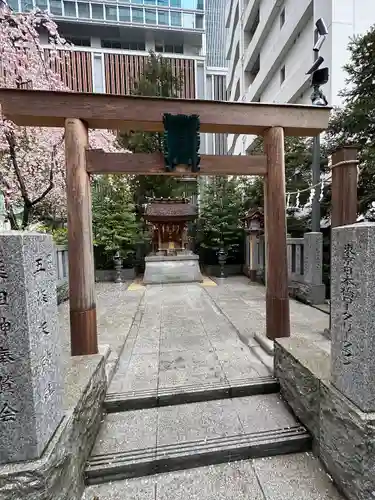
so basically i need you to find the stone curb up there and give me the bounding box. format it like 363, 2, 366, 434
254, 333, 275, 355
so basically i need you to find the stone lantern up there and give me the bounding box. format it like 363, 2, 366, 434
243, 208, 264, 282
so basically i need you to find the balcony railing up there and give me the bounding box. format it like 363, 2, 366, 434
9, 0, 204, 30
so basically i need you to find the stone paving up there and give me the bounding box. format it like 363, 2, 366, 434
58, 282, 145, 381
79, 277, 345, 500
106, 282, 271, 399
83, 452, 343, 500
204, 277, 330, 353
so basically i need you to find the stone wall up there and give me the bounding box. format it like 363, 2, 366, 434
275, 337, 375, 500
95, 268, 136, 282
0, 354, 107, 500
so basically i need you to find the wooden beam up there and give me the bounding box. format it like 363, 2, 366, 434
264, 127, 290, 340
65, 118, 98, 356
331, 146, 358, 228
0, 88, 330, 136
85, 150, 268, 176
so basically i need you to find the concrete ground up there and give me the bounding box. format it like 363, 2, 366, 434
58, 276, 330, 385
72, 277, 343, 500
83, 453, 343, 500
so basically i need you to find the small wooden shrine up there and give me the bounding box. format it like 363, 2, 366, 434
144, 198, 197, 254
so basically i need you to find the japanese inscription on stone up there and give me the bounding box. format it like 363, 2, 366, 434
0, 256, 18, 424
0, 232, 63, 463
339, 242, 357, 365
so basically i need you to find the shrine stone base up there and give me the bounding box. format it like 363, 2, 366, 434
143, 254, 203, 285
275, 337, 375, 500
0, 353, 107, 500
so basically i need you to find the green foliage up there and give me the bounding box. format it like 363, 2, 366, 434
34, 223, 68, 245
241, 136, 328, 233
51, 227, 68, 245
117, 51, 185, 207
92, 175, 142, 259
198, 177, 245, 261
325, 24, 375, 215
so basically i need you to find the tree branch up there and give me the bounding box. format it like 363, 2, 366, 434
5, 130, 30, 204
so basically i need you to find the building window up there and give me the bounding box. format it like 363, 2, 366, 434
155, 42, 183, 54
158, 10, 169, 24
145, 8, 156, 24
77, 2, 90, 17
91, 3, 104, 19
132, 7, 144, 23
280, 65, 286, 84
101, 40, 146, 50
20, 0, 33, 11
280, 7, 285, 28
105, 5, 118, 20
93, 53, 105, 93
170, 0, 181, 6
7, 0, 19, 11
170, 11, 181, 26
36, 0, 48, 10
101, 39, 122, 49
66, 36, 91, 46
118, 5, 131, 21
63, 1, 76, 17
49, 0, 63, 15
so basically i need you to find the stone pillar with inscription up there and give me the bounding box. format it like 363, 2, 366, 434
331, 222, 375, 412
0, 232, 63, 464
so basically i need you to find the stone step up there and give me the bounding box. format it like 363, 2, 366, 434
85, 394, 311, 485
83, 453, 345, 500
104, 376, 280, 412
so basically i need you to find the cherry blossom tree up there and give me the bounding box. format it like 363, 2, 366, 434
0, 4, 119, 229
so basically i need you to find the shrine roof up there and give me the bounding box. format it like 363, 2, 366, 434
144, 198, 197, 220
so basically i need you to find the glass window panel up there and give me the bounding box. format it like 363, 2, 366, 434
155, 43, 164, 52
158, 10, 168, 24
132, 7, 144, 22
20, 0, 33, 11
195, 13, 203, 28
181, 0, 195, 8
129, 41, 146, 50
170, 11, 181, 26
174, 44, 183, 53
63, 1, 76, 16
196, 0, 203, 9
157, 0, 168, 5
170, 0, 181, 6
144, 0, 155, 4
145, 8, 156, 23
118, 5, 130, 20
7, 0, 20, 11
105, 5, 118, 20
91, 3, 104, 19
132, 0, 143, 4
183, 12, 194, 28
36, 0, 48, 10
77, 2, 89, 17
50, 0, 63, 15
93, 54, 105, 93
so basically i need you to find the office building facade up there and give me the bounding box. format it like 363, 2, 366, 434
225, 0, 375, 155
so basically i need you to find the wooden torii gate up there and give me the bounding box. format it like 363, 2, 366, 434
0, 89, 330, 356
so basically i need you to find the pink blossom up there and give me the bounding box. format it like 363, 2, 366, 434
0, 4, 127, 226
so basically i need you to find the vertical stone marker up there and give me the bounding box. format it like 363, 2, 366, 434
0, 232, 63, 464
331, 222, 375, 412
